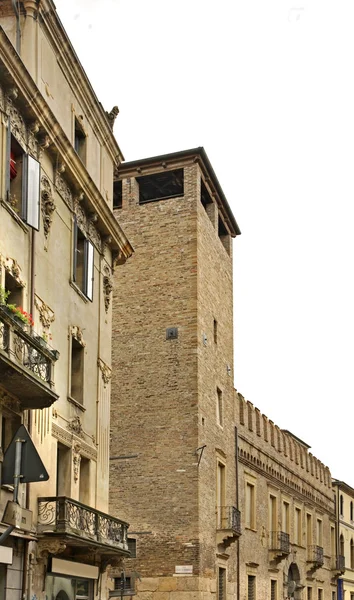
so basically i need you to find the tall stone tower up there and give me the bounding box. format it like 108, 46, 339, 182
110, 148, 241, 600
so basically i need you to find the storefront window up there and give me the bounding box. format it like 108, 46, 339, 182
46, 575, 93, 600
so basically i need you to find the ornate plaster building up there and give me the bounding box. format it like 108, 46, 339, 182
110, 149, 241, 600
332, 480, 353, 600
0, 1, 132, 599
236, 394, 338, 599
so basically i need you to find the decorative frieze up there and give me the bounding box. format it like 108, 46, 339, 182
40, 175, 56, 239
52, 422, 98, 461
103, 265, 113, 313
98, 357, 112, 388
55, 171, 73, 209
68, 415, 83, 437
6, 96, 26, 149
34, 294, 55, 330
70, 325, 86, 347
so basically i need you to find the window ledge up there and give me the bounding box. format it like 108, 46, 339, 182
67, 395, 86, 412
69, 280, 89, 303
0, 198, 29, 233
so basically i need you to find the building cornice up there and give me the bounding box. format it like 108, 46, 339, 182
0, 27, 133, 260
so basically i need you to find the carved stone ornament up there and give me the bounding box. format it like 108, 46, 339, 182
37, 539, 66, 559
105, 105, 119, 130
68, 416, 83, 436
0, 389, 21, 413
73, 199, 102, 253
70, 325, 86, 347
97, 357, 112, 388
103, 265, 113, 313
6, 97, 26, 148
73, 450, 81, 482
55, 171, 73, 209
3, 256, 24, 287
0, 84, 4, 111
34, 294, 55, 329
40, 175, 56, 238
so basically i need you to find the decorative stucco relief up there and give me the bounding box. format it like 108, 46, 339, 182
68, 415, 83, 437
97, 357, 112, 388
103, 265, 113, 313
34, 294, 55, 329
70, 325, 86, 347
52, 422, 97, 461
6, 96, 26, 148
40, 175, 56, 239
54, 171, 73, 209
1, 254, 25, 288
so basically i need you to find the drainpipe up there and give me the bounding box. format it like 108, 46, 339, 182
30, 228, 35, 327
235, 427, 240, 600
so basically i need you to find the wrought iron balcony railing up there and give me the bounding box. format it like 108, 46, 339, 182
269, 531, 290, 554
307, 545, 324, 566
216, 506, 241, 535
0, 305, 59, 409
37, 497, 129, 555
333, 555, 345, 572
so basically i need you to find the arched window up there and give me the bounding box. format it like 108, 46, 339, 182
351, 501, 353, 521
340, 494, 344, 517
340, 533, 345, 557
351, 539, 354, 569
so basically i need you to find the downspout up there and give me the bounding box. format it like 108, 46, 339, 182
235, 426, 240, 600
21, 411, 31, 600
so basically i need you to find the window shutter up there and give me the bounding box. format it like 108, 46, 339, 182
86, 239, 94, 301
73, 218, 78, 282
5, 118, 11, 201
24, 155, 41, 230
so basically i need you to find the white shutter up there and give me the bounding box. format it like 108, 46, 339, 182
25, 155, 41, 230
86, 240, 94, 301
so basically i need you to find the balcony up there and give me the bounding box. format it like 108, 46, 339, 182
0, 305, 59, 409
307, 545, 324, 567
332, 555, 345, 574
269, 531, 290, 558
37, 497, 130, 557
216, 506, 241, 547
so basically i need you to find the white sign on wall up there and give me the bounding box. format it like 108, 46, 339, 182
175, 565, 193, 575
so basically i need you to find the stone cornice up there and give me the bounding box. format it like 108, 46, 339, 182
0, 28, 133, 261
38, 0, 124, 164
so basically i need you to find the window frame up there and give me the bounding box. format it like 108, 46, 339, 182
73, 219, 94, 301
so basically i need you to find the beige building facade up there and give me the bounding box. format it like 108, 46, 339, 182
237, 394, 337, 600
110, 149, 241, 600
332, 480, 354, 600
0, 1, 132, 599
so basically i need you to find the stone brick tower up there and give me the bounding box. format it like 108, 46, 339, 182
110, 148, 241, 600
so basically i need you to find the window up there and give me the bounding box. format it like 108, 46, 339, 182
351, 501, 353, 521
218, 214, 231, 255
307, 587, 312, 600
245, 481, 256, 529
270, 579, 277, 600
113, 576, 135, 596
331, 526, 336, 558
247, 575, 256, 600
137, 168, 184, 204
269, 494, 277, 542
216, 460, 226, 528
306, 513, 313, 547
127, 538, 137, 558
218, 567, 226, 600
217, 388, 223, 427
340, 533, 344, 556
56, 443, 71, 496
214, 319, 218, 344
4, 270, 23, 307
282, 501, 290, 534
351, 538, 354, 569
79, 456, 90, 505
294, 507, 302, 545
74, 117, 86, 164
73, 220, 94, 300
318, 589, 323, 600
316, 519, 323, 547
340, 494, 344, 517
6, 126, 40, 230
113, 180, 122, 209
70, 335, 85, 404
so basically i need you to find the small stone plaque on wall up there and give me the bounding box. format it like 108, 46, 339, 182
175, 566, 193, 575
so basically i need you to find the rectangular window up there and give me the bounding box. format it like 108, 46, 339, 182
294, 507, 302, 545
306, 513, 313, 547
5, 270, 23, 307
6, 126, 40, 230
246, 482, 255, 529
282, 501, 290, 534
270, 579, 277, 600
217, 388, 223, 427
318, 589, 323, 600
269, 494, 277, 535
247, 575, 256, 600
73, 220, 94, 300
74, 117, 86, 164
56, 443, 71, 496
137, 168, 184, 204
307, 588, 312, 600
214, 319, 218, 343
216, 461, 226, 528
70, 336, 85, 404
113, 576, 135, 596
218, 214, 231, 255
79, 456, 90, 505
218, 567, 226, 600
331, 526, 336, 557
316, 518, 323, 547
113, 180, 122, 209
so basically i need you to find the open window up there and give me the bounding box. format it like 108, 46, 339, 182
74, 117, 86, 164
70, 335, 85, 405
73, 220, 94, 300
5, 270, 23, 307
113, 180, 122, 209
6, 123, 40, 230
137, 168, 184, 204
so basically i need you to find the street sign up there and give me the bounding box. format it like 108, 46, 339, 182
2, 501, 33, 532
1, 425, 49, 485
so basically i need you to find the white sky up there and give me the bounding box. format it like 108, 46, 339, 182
54, 0, 354, 484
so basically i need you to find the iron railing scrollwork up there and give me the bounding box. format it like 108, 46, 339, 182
14, 331, 51, 382
308, 545, 324, 565
37, 497, 129, 550
0, 319, 9, 351
269, 531, 290, 553
335, 555, 345, 571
